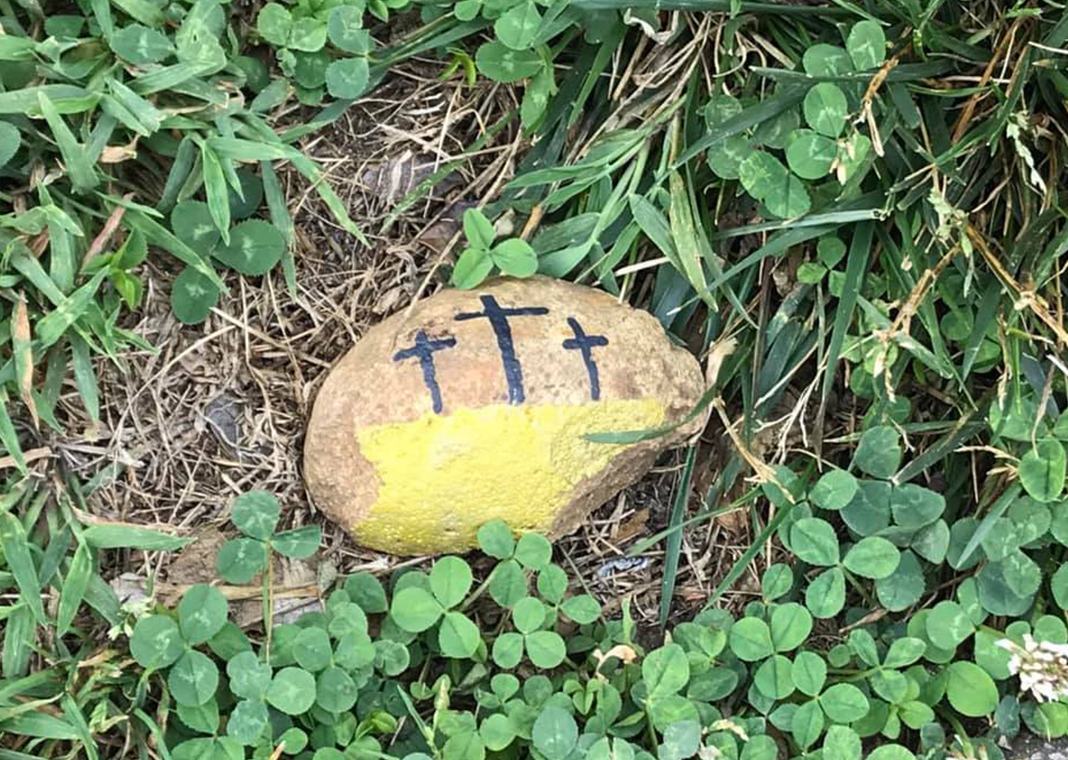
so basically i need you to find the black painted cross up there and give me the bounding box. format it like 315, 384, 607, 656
562, 317, 609, 400
455, 295, 549, 404
392, 330, 457, 414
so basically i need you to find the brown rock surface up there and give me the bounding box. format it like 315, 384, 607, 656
304, 276, 704, 555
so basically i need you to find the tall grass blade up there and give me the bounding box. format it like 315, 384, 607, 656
703, 500, 800, 609
0, 513, 44, 624
56, 542, 91, 637
37, 93, 98, 192
659, 446, 695, 629
814, 221, 874, 452
83, 525, 194, 551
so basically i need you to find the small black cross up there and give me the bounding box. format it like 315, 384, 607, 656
393, 331, 457, 414
455, 295, 548, 404
562, 317, 609, 400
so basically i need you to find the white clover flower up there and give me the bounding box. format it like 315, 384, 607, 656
997, 635, 1068, 703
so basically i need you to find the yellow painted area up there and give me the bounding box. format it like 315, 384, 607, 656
353, 399, 665, 554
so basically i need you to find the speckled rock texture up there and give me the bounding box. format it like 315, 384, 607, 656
1009, 733, 1068, 760
304, 276, 704, 555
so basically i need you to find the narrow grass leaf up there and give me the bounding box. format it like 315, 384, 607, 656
705, 500, 801, 608
11, 296, 36, 430
37, 93, 98, 192
200, 143, 231, 245
0, 86, 89, 114
0, 712, 80, 741
261, 160, 296, 293
33, 271, 107, 350
112, 0, 162, 26
586, 376, 717, 444
69, 334, 100, 423
129, 61, 213, 96
83, 525, 194, 551
573, 0, 853, 14
660, 446, 695, 629
39, 527, 73, 588
669, 172, 713, 308
892, 410, 986, 485
0, 514, 44, 624
60, 695, 98, 760
90, 0, 113, 38
83, 574, 122, 626
108, 79, 163, 134
674, 86, 807, 170
961, 281, 1001, 379
159, 137, 198, 212
0, 389, 26, 474
816, 221, 873, 444
958, 485, 1020, 567
125, 211, 226, 290
207, 136, 299, 163
289, 154, 367, 246
56, 542, 92, 637
1, 606, 34, 677
629, 195, 676, 261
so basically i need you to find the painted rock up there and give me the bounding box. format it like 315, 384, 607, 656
304, 276, 704, 555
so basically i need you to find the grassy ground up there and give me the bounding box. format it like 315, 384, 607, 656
3, 0, 1068, 757
65, 61, 761, 632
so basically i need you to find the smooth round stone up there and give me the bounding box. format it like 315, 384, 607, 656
304, 276, 704, 555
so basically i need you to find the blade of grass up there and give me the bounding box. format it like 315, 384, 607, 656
159, 137, 198, 213
1, 606, 33, 677
892, 414, 988, 486
200, 141, 231, 245
568, 23, 625, 128
37, 93, 98, 192
0, 751, 49, 760
289, 154, 367, 246
814, 221, 874, 455
957, 484, 1021, 567
11, 296, 35, 431
83, 574, 122, 626
0, 512, 44, 624
0, 711, 80, 741
89, 0, 113, 38
659, 446, 695, 629
669, 171, 713, 309
125, 210, 226, 291
33, 270, 107, 350
629, 488, 759, 556
0, 85, 88, 115
262, 160, 296, 294
68, 334, 100, 423
586, 383, 717, 444
112, 0, 162, 26
672, 86, 807, 170
132, 709, 173, 760
39, 525, 73, 588
60, 695, 99, 760
82, 525, 194, 551
56, 541, 91, 637
703, 500, 801, 610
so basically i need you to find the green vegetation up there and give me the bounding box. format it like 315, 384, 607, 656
6, 483, 1068, 758
3, 0, 1068, 758
452, 208, 539, 287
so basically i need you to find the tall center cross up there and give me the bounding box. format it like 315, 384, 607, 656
393, 330, 457, 414
562, 317, 609, 400
455, 295, 548, 404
